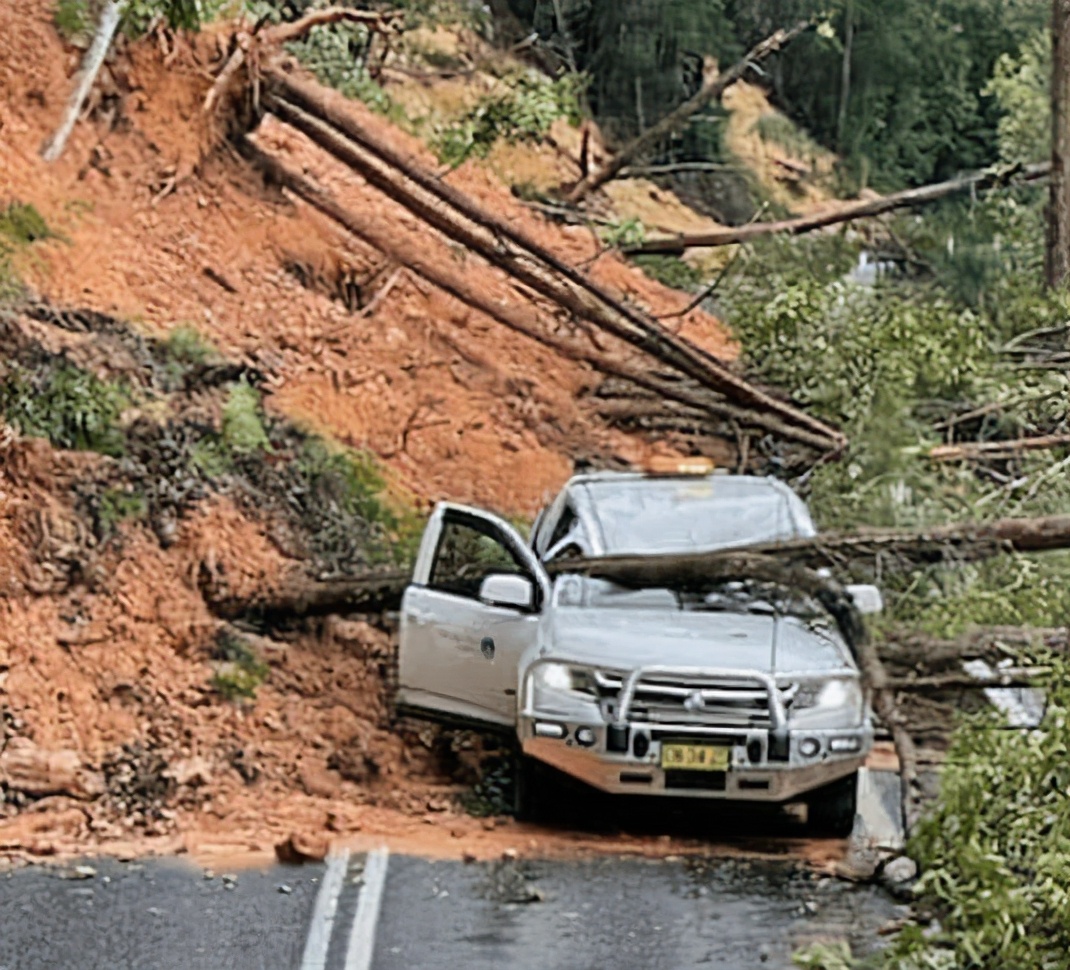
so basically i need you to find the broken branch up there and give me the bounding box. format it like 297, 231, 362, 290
928, 432, 1070, 462
626, 163, 1051, 254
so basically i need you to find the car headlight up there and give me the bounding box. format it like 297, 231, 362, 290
789, 678, 864, 730
527, 663, 598, 716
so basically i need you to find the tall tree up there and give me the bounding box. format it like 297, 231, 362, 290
1048, 0, 1070, 287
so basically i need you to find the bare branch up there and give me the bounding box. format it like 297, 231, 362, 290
627, 163, 1051, 254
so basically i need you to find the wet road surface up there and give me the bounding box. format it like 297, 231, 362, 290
0, 852, 902, 970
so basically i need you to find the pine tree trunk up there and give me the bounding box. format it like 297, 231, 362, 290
1047, 0, 1070, 288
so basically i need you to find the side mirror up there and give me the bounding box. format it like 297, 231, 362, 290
479, 574, 534, 611
846, 583, 883, 615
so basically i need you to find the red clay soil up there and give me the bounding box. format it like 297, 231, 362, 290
0, 1, 735, 516
0, 3, 847, 871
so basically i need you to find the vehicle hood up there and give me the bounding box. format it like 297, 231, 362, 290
538, 607, 854, 676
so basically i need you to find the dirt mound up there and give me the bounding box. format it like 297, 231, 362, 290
0, 0, 733, 517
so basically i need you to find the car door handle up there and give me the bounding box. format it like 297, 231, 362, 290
405, 609, 435, 625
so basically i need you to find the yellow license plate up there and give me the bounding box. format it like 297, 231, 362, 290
661, 743, 731, 772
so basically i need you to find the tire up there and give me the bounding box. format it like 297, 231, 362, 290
513, 753, 547, 823
806, 771, 859, 837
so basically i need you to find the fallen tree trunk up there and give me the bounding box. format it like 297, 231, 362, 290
206, 570, 411, 620
626, 162, 1051, 254
245, 142, 828, 445
260, 76, 844, 452
565, 21, 811, 204
42, 0, 125, 162
730, 513, 1070, 569
928, 432, 1070, 462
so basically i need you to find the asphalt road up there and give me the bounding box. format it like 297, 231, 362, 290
0, 851, 903, 970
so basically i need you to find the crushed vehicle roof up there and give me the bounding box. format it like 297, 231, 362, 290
564, 473, 816, 557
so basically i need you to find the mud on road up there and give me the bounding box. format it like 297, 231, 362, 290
0, 851, 904, 970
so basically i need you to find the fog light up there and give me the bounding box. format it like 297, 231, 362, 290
534, 722, 566, 739
575, 727, 596, 747
799, 737, 821, 758
633, 731, 650, 758
830, 736, 862, 753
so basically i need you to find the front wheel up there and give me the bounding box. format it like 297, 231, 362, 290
805, 771, 859, 837
513, 753, 548, 823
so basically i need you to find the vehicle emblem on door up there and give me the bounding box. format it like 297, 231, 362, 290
480, 636, 495, 660
684, 690, 706, 712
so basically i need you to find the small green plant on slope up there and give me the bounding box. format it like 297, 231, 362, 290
0, 363, 128, 456
434, 72, 586, 167
0, 202, 57, 298
211, 630, 269, 700
96, 487, 148, 535
221, 380, 271, 455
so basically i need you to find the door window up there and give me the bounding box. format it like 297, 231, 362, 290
429, 516, 527, 600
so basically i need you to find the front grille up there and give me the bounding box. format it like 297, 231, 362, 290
665, 770, 727, 791
595, 672, 792, 730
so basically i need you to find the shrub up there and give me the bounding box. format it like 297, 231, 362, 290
211, 630, 269, 700
97, 487, 148, 535
0, 363, 128, 456
434, 72, 586, 167
221, 380, 271, 455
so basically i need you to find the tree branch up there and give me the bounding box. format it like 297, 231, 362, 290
626, 163, 1051, 254
565, 20, 812, 204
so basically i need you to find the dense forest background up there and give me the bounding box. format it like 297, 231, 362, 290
495, 0, 1050, 189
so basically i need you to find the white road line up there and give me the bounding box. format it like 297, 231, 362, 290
300, 849, 351, 970
343, 847, 390, 970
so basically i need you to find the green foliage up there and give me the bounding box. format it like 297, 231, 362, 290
886, 659, 1070, 969
54, 0, 91, 38
221, 380, 271, 455
296, 438, 423, 565
597, 217, 646, 250
792, 941, 854, 970
97, 487, 147, 534
165, 325, 215, 367
0, 203, 55, 247
631, 254, 702, 291
984, 29, 1050, 164
0, 364, 128, 456
754, 113, 824, 162
55, 0, 223, 37
726, 277, 991, 432
283, 22, 403, 121
211, 630, 269, 700
434, 72, 585, 167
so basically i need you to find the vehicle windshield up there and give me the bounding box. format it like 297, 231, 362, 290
555, 576, 827, 622
583, 477, 814, 555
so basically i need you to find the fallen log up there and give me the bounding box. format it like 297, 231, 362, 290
565, 21, 811, 204
260, 75, 844, 452
626, 162, 1051, 254
206, 570, 411, 620
730, 513, 1070, 569
245, 142, 834, 447
928, 432, 1070, 462
42, 0, 125, 162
